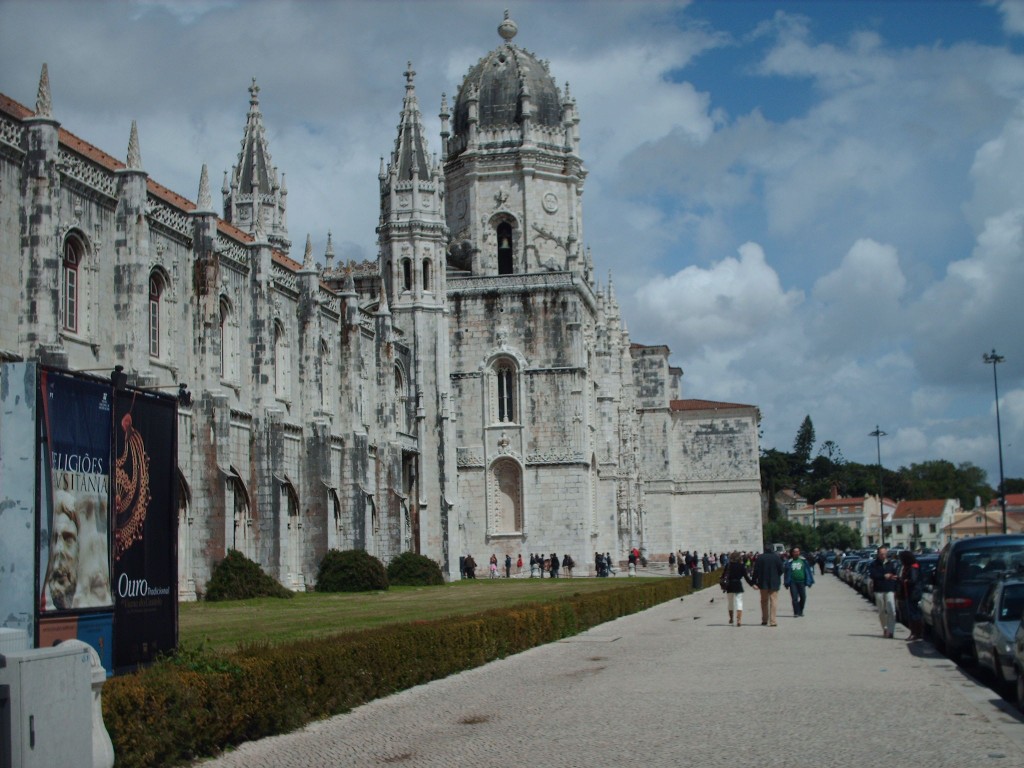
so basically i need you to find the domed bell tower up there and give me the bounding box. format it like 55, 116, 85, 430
441, 11, 585, 277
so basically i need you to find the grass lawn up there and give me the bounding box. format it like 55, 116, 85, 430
179, 577, 657, 652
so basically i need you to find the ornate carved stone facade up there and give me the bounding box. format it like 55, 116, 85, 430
0, 16, 762, 596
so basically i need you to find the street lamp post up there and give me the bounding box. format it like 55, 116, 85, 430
870, 426, 887, 546
982, 349, 1007, 535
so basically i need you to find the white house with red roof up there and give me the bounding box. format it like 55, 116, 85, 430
890, 499, 959, 551
813, 491, 896, 548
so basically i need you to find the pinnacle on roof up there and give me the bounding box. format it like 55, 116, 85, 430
197, 164, 213, 211
126, 120, 142, 170
35, 63, 52, 118
302, 233, 314, 268
498, 9, 518, 42
324, 230, 335, 268
391, 62, 430, 181
233, 78, 276, 195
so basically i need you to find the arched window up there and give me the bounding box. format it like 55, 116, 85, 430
493, 357, 517, 423
490, 457, 523, 533
284, 480, 303, 590
395, 365, 410, 431
62, 234, 85, 332
497, 222, 514, 275
402, 258, 413, 292
228, 469, 253, 560
219, 297, 237, 382
422, 258, 432, 292
328, 488, 344, 551
320, 338, 332, 410
177, 471, 195, 600
274, 321, 290, 398
149, 272, 163, 357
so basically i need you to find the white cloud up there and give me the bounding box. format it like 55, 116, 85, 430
633, 242, 802, 346
990, 0, 1024, 35
810, 238, 906, 354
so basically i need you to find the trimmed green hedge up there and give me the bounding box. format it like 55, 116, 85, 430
103, 578, 692, 767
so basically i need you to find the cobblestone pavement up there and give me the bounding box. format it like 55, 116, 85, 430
198, 575, 1024, 768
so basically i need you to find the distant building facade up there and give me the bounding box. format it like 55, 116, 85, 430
813, 492, 895, 547
890, 499, 959, 551
0, 14, 762, 596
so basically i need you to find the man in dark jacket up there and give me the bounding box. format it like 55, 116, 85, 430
869, 544, 900, 638
753, 546, 785, 626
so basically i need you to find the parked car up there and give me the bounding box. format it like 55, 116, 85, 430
931, 534, 1024, 662
971, 573, 1024, 690
1014, 613, 1024, 710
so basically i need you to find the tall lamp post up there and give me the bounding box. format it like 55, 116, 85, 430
870, 425, 887, 546
982, 349, 1007, 534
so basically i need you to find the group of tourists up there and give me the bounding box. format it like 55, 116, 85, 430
461, 552, 580, 579
669, 550, 727, 576
717, 546, 815, 626
528, 553, 575, 578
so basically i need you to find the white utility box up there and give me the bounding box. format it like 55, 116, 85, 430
0, 643, 92, 768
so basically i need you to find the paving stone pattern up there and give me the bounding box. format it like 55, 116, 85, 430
199, 575, 1024, 767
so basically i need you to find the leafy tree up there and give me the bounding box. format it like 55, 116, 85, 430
791, 415, 816, 476
760, 448, 794, 520
897, 460, 992, 507
763, 519, 818, 552
815, 521, 862, 551
1005, 478, 1024, 495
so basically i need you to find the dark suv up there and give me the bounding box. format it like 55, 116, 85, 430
930, 534, 1024, 661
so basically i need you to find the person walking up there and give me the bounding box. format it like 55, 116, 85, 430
516, 553, 523, 575
783, 546, 814, 617
505, 553, 512, 579
721, 551, 756, 626
899, 550, 924, 641
752, 545, 785, 626
870, 545, 900, 638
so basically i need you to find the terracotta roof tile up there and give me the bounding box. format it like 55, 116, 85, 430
669, 398, 755, 411
814, 497, 868, 507
892, 499, 949, 520
3, 90, 313, 280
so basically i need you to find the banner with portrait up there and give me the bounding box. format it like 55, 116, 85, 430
37, 369, 114, 614
112, 387, 178, 671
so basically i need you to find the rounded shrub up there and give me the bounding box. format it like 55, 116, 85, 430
386, 551, 445, 586
205, 549, 294, 601
316, 549, 388, 592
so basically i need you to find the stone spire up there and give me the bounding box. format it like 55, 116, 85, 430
126, 120, 142, 170
237, 79, 274, 193
224, 78, 290, 250
439, 92, 450, 161
391, 62, 430, 181
302, 233, 314, 269
324, 230, 335, 270
35, 63, 53, 118
197, 164, 214, 211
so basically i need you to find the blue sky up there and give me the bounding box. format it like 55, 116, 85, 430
1, 0, 1022, 492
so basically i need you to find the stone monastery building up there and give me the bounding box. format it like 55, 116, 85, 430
0, 13, 762, 597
